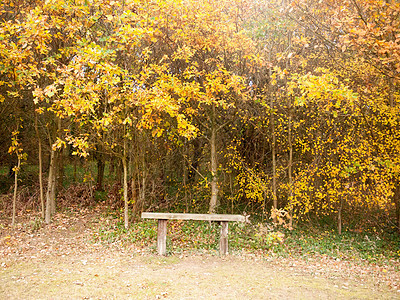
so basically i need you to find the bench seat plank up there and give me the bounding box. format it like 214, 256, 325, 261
141, 212, 246, 222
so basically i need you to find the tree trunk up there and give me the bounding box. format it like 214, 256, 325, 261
286, 38, 293, 228
56, 149, 64, 209
271, 94, 277, 221
338, 196, 343, 235
11, 157, 21, 226
389, 77, 394, 107
123, 134, 129, 229
394, 179, 400, 234
116, 159, 122, 184
131, 140, 140, 217
269, 51, 278, 222
209, 106, 218, 213
396, 193, 400, 235
55, 117, 62, 214
123, 157, 129, 229
34, 113, 45, 219
188, 138, 202, 183
183, 146, 188, 212
141, 168, 146, 213
96, 155, 105, 191
389, 78, 399, 234
110, 156, 115, 176
131, 177, 138, 216
45, 149, 57, 224
288, 112, 293, 229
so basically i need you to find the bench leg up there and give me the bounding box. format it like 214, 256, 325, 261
157, 219, 167, 256
220, 221, 228, 255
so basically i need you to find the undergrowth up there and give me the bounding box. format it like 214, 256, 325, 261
279, 226, 400, 265
92, 211, 400, 266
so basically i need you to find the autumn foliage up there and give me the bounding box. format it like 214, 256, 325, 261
0, 0, 399, 234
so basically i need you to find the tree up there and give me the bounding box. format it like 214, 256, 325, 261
8, 124, 26, 225
284, 0, 400, 231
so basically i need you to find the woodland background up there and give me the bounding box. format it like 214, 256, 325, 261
1, 0, 400, 239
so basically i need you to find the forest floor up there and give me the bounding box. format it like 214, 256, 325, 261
1, 207, 400, 299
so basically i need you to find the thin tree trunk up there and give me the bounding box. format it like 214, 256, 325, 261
269, 50, 277, 222
135, 157, 142, 214
56, 149, 64, 210
389, 77, 394, 107
394, 179, 400, 234
396, 192, 400, 235
122, 122, 129, 229
141, 169, 146, 213
230, 173, 234, 214
52, 117, 62, 216
45, 149, 57, 224
123, 158, 129, 229
286, 34, 293, 229
338, 196, 343, 235
96, 155, 105, 191
183, 147, 188, 212
131, 177, 138, 216
11, 157, 21, 226
288, 109, 293, 229
136, 134, 146, 213
131, 138, 140, 217
389, 78, 399, 233
34, 113, 45, 219
271, 93, 277, 221
209, 105, 218, 213
116, 159, 122, 184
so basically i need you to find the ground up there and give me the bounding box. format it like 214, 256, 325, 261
1, 208, 399, 299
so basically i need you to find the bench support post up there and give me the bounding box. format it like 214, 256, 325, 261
219, 221, 228, 255
157, 219, 167, 256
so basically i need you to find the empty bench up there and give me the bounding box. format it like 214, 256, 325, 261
141, 212, 248, 256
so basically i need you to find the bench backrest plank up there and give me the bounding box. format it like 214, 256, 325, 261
141, 212, 246, 222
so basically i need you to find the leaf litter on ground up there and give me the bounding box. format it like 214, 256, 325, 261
0, 206, 400, 299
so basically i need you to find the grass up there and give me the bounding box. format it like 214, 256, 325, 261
93, 213, 158, 247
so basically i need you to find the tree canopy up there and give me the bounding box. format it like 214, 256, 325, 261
1, 0, 399, 234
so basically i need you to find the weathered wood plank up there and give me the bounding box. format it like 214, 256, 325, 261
157, 219, 167, 256
141, 212, 246, 222
219, 221, 228, 255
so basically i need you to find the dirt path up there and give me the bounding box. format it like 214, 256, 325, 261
1, 252, 399, 299
1, 208, 399, 299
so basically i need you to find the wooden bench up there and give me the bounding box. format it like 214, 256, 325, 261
141, 212, 248, 256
